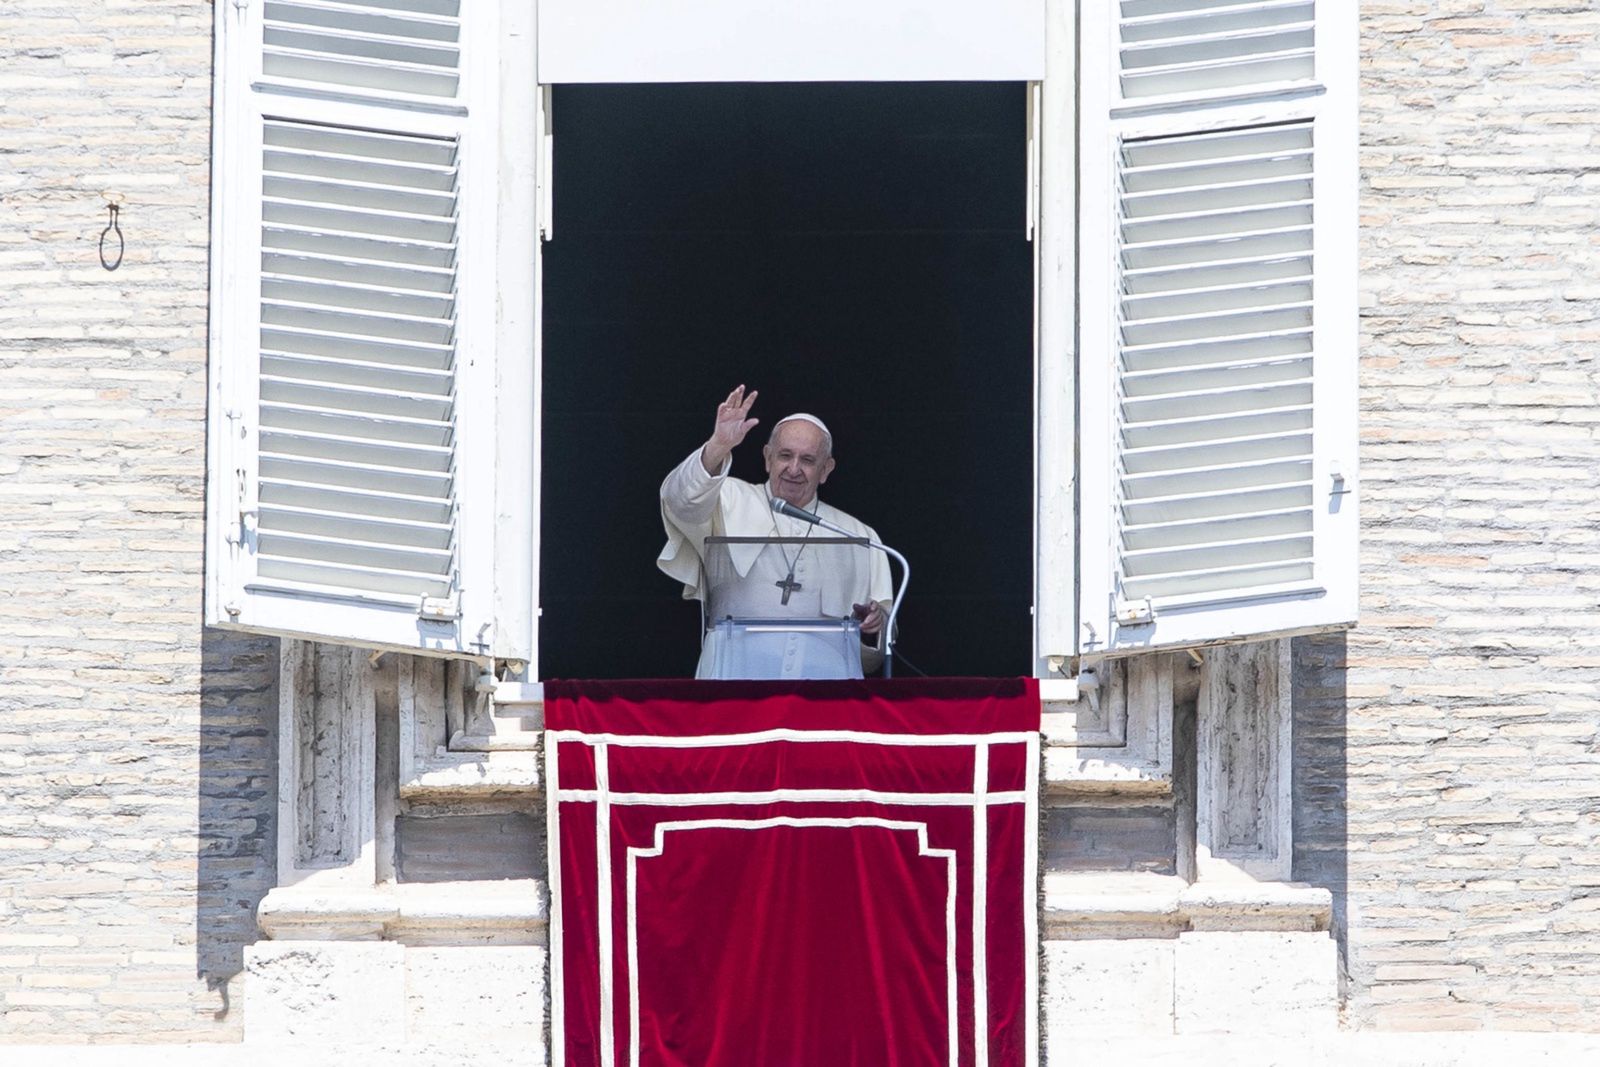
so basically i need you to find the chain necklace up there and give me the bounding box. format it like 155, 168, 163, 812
766, 487, 816, 606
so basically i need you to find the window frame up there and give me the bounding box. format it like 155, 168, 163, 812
207, 0, 1355, 679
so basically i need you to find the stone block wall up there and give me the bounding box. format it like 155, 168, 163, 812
2, 0, 1599, 1045
0, 2, 279, 1043
1294, 0, 1600, 1031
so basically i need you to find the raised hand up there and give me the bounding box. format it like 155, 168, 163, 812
700, 385, 759, 474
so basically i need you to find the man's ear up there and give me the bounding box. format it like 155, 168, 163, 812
820, 456, 836, 483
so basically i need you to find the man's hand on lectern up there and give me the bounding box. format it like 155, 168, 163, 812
700, 384, 760, 474
853, 600, 888, 636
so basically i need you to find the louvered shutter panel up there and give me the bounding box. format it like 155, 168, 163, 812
1074, 1, 1357, 656
207, 0, 511, 657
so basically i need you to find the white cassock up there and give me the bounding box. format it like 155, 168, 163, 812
658, 447, 893, 679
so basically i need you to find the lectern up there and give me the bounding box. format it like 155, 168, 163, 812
698, 534, 885, 680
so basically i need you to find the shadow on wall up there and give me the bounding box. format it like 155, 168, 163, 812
1293, 631, 1350, 999
195, 626, 279, 1018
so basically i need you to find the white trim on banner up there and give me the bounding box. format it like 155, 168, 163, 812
972, 741, 991, 1067
1023, 734, 1040, 1062
596, 743, 614, 1067
545, 729, 1039, 748
557, 788, 1030, 807
625, 818, 960, 1067
547, 727, 566, 1067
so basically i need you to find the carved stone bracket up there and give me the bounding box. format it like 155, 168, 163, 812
277, 641, 376, 888
1044, 654, 1176, 795
1195, 639, 1292, 882
397, 659, 541, 798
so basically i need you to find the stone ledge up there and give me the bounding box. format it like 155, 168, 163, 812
258, 880, 546, 945
1043, 751, 1173, 795
1180, 880, 1333, 932
11, 1033, 1600, 1067
1044, 872, 1332, 939
400, 751, 542, 797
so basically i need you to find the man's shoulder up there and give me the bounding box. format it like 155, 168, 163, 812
817, 499, 873, 536
723, 475, 766, 501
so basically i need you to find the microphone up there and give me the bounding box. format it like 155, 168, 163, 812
771, 498, 822, 525
768, 496, 911, 678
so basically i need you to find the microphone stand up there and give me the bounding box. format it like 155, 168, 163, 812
773, 499, 909, 678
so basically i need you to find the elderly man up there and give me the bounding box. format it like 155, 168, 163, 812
658, 385, 892, 678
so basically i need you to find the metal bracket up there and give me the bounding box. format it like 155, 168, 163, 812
224, 409, 256, 546
1078, 665, 1102, 716
419, 593, 460, 622
474, 663, 499, 695
1329, 460, 1352, 497
1115, 597, 1154, 625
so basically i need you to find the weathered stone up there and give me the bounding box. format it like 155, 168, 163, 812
1174, 932, 1338, 1035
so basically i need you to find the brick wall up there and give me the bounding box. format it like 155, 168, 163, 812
1294, 0, 1600, 1030
0, 2, 278, 1042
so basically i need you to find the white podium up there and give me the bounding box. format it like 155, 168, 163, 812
696, 535, 879, 680
700, 616, 866, 680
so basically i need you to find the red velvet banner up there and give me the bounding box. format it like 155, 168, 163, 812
546, 678, 1041, 1067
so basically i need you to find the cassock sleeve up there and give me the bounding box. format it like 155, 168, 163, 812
657, 447, 729, 599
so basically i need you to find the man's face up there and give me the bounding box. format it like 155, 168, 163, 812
763, 421, 836, 508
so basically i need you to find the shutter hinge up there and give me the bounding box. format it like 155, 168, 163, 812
1329, 460, 1352, 497
419, 593, 461, 622
1115, 597, 1154, 626
227, 504, 258, 546
223, 408, 256, 546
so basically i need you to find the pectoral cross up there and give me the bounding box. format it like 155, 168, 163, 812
776, 573, 802, 605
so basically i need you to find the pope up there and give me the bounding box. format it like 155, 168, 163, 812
657, 386, 893, 677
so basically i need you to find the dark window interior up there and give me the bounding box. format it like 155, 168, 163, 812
540, 82, 1032, 678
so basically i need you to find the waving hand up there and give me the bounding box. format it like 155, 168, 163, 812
700, 385, 759, 474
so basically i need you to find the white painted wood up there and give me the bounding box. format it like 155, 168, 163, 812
1074, 0, 1121, 661
1032, 0, 1079, 674
491, 0, 539, 667
207, 1, 530, 659
1076, 2, 1358, 655
536, 0, 1045, 83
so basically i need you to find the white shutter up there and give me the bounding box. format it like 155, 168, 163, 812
1073, 1, 1357, 657
207, 0, 531, 660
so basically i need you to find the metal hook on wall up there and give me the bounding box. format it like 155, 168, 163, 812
99, 192, 124, 271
